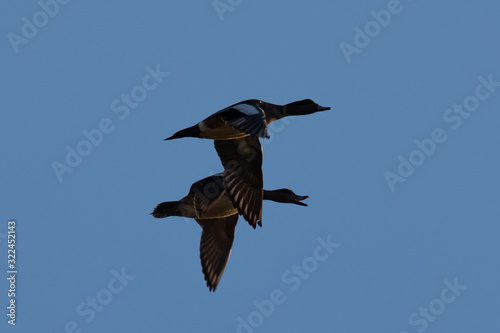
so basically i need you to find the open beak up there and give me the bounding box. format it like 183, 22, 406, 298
294, 195, 309, 206
316, 105, 331, 111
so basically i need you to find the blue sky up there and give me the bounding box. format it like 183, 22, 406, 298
1, 0, 499, 332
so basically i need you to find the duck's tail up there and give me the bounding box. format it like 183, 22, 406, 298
151, 201, 181, 218
164, 124, 201, 140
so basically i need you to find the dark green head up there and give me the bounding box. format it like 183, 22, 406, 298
284, 99, 331, 116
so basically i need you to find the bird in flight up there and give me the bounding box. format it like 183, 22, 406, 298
165, 99, 330, 228
151, 173, 309, 291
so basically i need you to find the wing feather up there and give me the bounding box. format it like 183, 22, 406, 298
214, 137, 263, 228
197, 214, 239, 291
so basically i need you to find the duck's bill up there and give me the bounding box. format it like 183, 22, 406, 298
294, 195, 309, 206
317, 105, 331, 111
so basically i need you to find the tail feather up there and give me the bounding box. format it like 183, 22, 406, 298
164, 124, 201, 140
151, 201, 181, 218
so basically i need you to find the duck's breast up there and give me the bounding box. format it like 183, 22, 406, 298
199, 191, 237, 219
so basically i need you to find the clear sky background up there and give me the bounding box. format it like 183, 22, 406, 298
1, 1, 499, 332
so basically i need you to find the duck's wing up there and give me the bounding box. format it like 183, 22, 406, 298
189, 174, 226, 217
213, 102, 269, 138
214, 136, 263, 228
197, 214, 239, 292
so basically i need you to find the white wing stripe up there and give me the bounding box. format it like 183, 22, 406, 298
232, 103, 261, 115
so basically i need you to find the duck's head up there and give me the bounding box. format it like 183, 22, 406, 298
284, 99, 331, 116
264, 189, 309, 206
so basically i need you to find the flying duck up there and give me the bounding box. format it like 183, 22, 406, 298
164, 99, 329, 228
165, 99, 330, 141
151, 173, 309, 291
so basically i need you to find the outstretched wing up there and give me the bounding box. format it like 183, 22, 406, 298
197, 214, 239, 292
214, 101, 269, 138
214, 136, 263, 228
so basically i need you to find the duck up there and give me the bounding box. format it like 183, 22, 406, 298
151, 173, 309, 292
164, 99, 331, 141
164, 99, 329, 228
